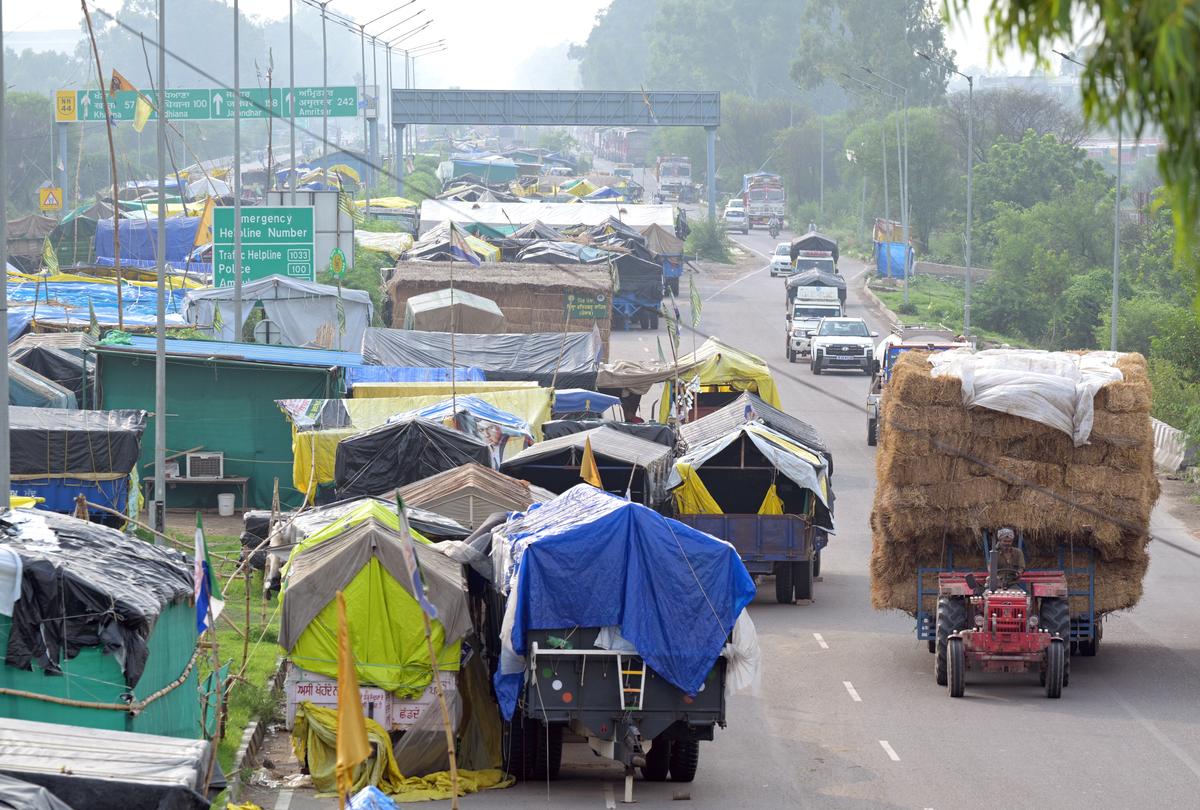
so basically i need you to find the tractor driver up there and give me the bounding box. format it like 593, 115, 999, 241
994, 527, 1026, 588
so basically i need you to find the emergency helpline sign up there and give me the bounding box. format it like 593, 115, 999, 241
213, 207, 315, 287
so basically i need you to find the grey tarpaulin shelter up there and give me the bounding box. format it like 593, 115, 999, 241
396, 462, 557, 530
278, 518, 471, 651
403, 288, 506, 334
362, 327, 601, 388
790, 229, 840, 263
183, 275, 373, 349
334, 417, 492, 499
679, 392, 829, 463
499, 425, 674, 505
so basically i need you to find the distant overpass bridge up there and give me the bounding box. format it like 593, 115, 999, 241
391, 89, 721, 218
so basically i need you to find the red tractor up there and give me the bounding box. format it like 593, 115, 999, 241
932, 541, 1072, 699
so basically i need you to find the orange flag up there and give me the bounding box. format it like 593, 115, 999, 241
335, 591, 369, 805
109, 69, 136, 96
580, 435, 603, 488
193, 197, 215, 247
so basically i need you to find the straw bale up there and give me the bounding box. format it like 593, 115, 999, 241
885, 403, 974, 434
990, 457, 1065, 489
1091, 411, 1153, 447
1096, 381, 1152, 413
886, 455, 976, 486
1065, 465, 1156, 498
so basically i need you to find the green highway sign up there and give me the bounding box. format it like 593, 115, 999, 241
565, 292, 609, 320
213, 207, 316, 287
55, 86, 358, 123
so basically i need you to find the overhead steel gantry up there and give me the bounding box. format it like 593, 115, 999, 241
391, 89, 722, 218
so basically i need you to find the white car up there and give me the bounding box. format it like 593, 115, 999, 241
770, 242, 793, 276
809, 317, 879, 375
723, 206, 749, 234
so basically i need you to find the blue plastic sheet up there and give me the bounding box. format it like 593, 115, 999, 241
874, 241, 913, 279
94, 216, 199, 265
6, 279, 189, 328
13, 477, 130, 517
344, 365, 486, 388
7, 311, 32, 341
553, 388, 620, 415
494, 485, 756, 719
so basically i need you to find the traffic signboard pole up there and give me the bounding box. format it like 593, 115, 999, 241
154, 0, 168, 534
289, 0, 297, 207
234, 0, 243, 342
1, 1, 11, 509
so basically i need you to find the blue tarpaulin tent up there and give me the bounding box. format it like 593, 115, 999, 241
94, 216, 200, 269
344, 366, 486, 389
874, 241, 913, 279
552, 388, 620, 415
5, 278, 188, 329
493, 485, 756, 719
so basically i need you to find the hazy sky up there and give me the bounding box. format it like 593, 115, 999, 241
7, 0, 1043, 87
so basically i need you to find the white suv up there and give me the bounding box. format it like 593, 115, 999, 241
809, 317, 878, 375
770, 242, 793, 276
722, 204, 748, 234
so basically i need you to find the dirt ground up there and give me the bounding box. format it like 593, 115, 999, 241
1159, 475, 1200, 542
692, 240, 763, 281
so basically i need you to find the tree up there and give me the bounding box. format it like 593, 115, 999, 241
942, 87, 1087, 164
4, 92, 54, 215
948, 0, 1200, 270
569, 0, 659, 90
792, 0, 954, 106
972, 131, 1108, 216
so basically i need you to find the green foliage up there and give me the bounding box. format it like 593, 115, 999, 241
948, 0, 1200, 269
4, 92, 53, 214
537, 129, 578, 154
1147, 359, 1200, 442
684, 216, 732, 263
1149, 307, 1200, 383
973, 131, 1109, 218
345, 244, 390, 323
569, 0, 659, 90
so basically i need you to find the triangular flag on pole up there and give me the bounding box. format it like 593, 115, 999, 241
580, 436, 603, 488
133, 93, 154, 133
335, 591, 371, 806
395, 494, 439, 619
656, 335, 667, 363
88, 299, 101, 339
194, 512, 224, 633
41, 238, 59, 273
193, 197, 215, 247
689, 271, 702, 328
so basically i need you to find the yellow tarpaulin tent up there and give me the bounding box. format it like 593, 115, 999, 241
564, 179, 597, 197
354, 196, 418, 209
659, 338, 782, 422
290, 388, 554, 499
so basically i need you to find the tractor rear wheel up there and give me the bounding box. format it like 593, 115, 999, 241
774, 561, 794, 604
502, 713, 538, 782
1040, 597, 1071, 687
867, 418, 878, 446
1045, 639, 1066, 698
669, 739, 700, 782
793, 560, 814, 601
532, 722, 563, 781
947, 637, 965, 698
935, 596, 967, 686
641, 736, 670, 782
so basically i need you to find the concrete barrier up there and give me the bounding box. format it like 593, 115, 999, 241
1152, 417, 1196, 472
914, 261, 993, 281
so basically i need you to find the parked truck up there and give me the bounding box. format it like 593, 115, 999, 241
656, 155, 693, 201
866, 325, 971, 445
741, 172, 786, 229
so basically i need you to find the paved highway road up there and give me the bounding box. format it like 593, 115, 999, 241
285, 225, 1200, 809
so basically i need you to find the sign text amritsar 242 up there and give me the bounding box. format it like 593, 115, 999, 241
213, 207, 316, 287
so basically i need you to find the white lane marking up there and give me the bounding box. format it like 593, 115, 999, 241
813, 632, 829, 649
879, 740, 901, 762
704, 264, 767, 302
275, 789, 293, 810
604, 782, 616, 809
728, 234, 772, 259
1109, 686, 1200, 781
843, 681, 862, 702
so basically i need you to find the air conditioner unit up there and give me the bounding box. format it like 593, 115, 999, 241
186, 452, 224, 479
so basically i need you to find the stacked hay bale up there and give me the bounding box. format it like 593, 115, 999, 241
870, 350, 1157, 618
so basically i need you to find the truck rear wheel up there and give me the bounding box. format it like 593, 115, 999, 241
532, 722, 563, 781
812, 550, 821, 578
793, 560, 814, 601
774, 562, 793, 604
935, 596, 967, 686
1045, 640, 1065, 698
867, 418, 878, 447
947, 637, 965, 698
641, 737, 670, 782
669, 739, 700, 782
502, 714, 537, 782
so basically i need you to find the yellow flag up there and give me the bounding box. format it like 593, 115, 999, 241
580, 436, 603, 488
41, 238, 59, 272
335, 591, 370, 805
133, 93, 154, 133
758, 483, 785, 515
193, 197, 215, 247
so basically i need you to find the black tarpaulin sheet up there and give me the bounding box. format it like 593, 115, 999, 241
334, 417, 492, 499
361, 328, 600, 388
10, 346, 92, 406
0, 773, 76, 810
8, 407, 146, 476
542, 419, 678, 447
0, 716, 210, 810
0, 510, 193, 686
790, 230, 839, 262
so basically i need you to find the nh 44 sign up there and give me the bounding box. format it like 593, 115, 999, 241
213, 207, 315, 287
54, 87, 358, 122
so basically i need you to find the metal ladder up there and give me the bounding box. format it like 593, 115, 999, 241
617, 654, 647, 711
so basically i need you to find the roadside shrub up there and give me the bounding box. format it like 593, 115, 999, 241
685, 216, 732, 263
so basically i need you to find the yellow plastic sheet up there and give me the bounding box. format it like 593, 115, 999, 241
658, 339, 782, 421
758, 483, 785, 515
351, 381, 540, 399
671, 462, 723, 515
292, 703, 512, 801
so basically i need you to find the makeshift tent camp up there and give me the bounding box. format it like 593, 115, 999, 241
515, 241, 610, 264
541, 419, 677, 447
491, 485, 757, 719
406, 223, 500, 264
552, 388, 621, 417
678, 392, 829, 465
94, 216, 201, 270
0, 718, 212, 810
276, 497, 467, 555
403, 288, 506, 334
0, 772, 76, 810
10, 331, 96, 359
0, 510, 200, 739
334, 417, 492, 499
280, 517, 469, 694
183, 275, 373, 348
6, 273, 190, 330
8, 407, 146, 517
362, 328, 602, 388
396, 463, 556, 531
499, 425, 674, 505
656, 339, 782, 422
7, 363, 76, 409
790, 229, 839, 263
419, 200, 674, 232
5, 215, 57, 272
10, 345, 91, 405
391, 395, 534, 464
509, 220, 565, 241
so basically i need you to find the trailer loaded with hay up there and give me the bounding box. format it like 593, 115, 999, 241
870, 348, 1158, 663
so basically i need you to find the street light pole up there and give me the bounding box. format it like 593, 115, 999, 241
153, 0, 167, 534
919, 51, 974, 333
863, 66, 909, 303
289, 0, 296, 206
233, 0, 243, 342
1, 2, 10, 510
320, 1, 330, 160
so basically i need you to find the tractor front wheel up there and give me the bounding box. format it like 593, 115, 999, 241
774, 561, 794, 604
1040, 597, 1072, 687
935, 596, 967, 686
1045, 639, 1066, 698
947, 637, 965, 698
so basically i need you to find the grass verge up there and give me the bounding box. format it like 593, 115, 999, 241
870, 275, 1023, 347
